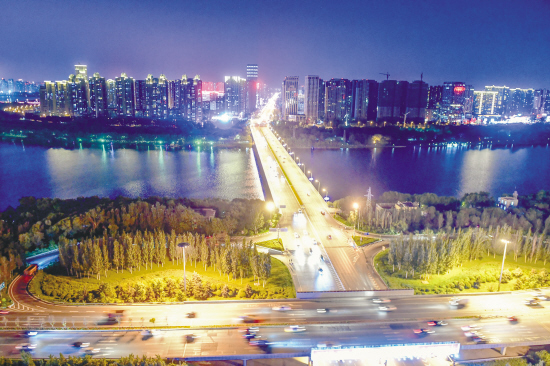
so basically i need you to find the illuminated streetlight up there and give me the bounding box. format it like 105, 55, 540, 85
353, 203, 359, 235
177, 242, 190, 293
498, 239, 511, 292
308, 171, 313, 181
315, 179, 321, 192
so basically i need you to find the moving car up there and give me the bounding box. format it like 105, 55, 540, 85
0, 309, 9, 315
239, 315, 261, 324
284, 325, 306, 333
309, 248, 313, 254
142, 329, 161, 336
413, 329, 434, 334
84, 347, 101, 355
317, 341, 340, 348
312, 239, 317, 245
317, 308, 329, 313
72, 342, 90, 348
378, 305, 396, 312
272, 305, 291, 311
15, 343, 36, 352
23, 330, 38, 337
327, 235, 332, 239
321, 211, 326, 215
372, 298, 391, 304
250, 339, 270, 347
508, 316, 518, 322
186, 312, 196, 318
472, 335, 487, 344
524, 298, 539, 306
294, 232, 300, 238
298, 209, 302, 214
461, 325, 481, 331
427, 320, 447, 326
184, 334, 196, 343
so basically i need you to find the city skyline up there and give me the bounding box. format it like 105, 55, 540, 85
2, 0, 550, 88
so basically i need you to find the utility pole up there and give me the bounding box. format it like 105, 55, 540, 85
403, 111, 411, 126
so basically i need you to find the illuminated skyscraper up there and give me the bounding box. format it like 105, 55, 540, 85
225, 76, 245, 116
89, 72, 107, 118
325, 78, 352, 125
351, 79, 378, 122
115, 73, 135, 117
474, 91, 498, 116
440, 82, 473, 123
282, 76, 299, 121
304, 75, 319, 124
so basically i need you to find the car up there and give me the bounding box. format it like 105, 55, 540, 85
243, 332, 259, 340
321, 211, 326, 215
298, 209, 302, 214
83, 347, 101, 355
23, 330, 38, 337
524, 298, 539, 306
312, 239, 317, 245
186, 312, 196, 318
327, 235, 332, 239
427, 320, 448, 326
317, 308, 329, 313
15, 343, 36, 351
184, 334, 196, 343
472, 335, 487, 344
320, 255, 325, 261
303, 230, 309, 236
378, 305, 396, 312
239, 315, 261, 324
317, 341, 340, 348
272, 305, 291, 311
284, 325, 306, 333
294, 232, 300, 238
72, 342, 90, 348
142, 329, 161, 336
508, 316, 518, 322
250, 339, 270, 347
309, 248, 313, 254
318, 268, 324, 274
307, 192, 310, 196
372, 298, 391, 304
464, 331, 480, 337
413, 329, 434, 334
0, 309, 9, 315
461, 325, 481, 331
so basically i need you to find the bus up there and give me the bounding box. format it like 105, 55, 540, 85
24, 264, 38, 277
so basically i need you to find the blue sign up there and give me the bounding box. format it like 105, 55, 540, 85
0, 282, 5, 291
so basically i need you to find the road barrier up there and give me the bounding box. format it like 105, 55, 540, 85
296, 289, 414, 299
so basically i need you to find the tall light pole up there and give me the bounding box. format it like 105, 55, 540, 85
178, 242, 190, 293
498, 239, 510, 292
353, 202, 359, 235
316, 179, 321, 192
308, 171, 313, 181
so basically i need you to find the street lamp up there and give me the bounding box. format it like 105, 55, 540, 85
316, 179, 321, 192
308, 171, 313, 181
498, 239, 510, 292
178, 242, 190, 293
353, 202, 359, 235
323, 188, 329, 201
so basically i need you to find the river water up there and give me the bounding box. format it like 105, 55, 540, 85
0, 142, 265, 210
1, 142, 550, 211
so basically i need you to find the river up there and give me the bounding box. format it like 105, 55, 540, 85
293, 144, 550, 201
1, 143, 550, 211
0, 142, 265, 211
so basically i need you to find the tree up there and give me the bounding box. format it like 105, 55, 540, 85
113, 240, 121, 273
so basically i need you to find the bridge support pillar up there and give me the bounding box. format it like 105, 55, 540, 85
500, 347, 507, 356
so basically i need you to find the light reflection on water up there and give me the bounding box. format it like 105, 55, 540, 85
0, 143, 264, 210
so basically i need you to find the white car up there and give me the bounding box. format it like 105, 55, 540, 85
312, 239, 317, 245
303, 230, 309, 236
272, 305, 291, 311
461, 325, 481, 331
284, 325, 306, 333
294, 232, 300, 238
378, 305, 396, 312
142, 329, 161, 336
298, 209, 302, 214
372, 298, 391, 304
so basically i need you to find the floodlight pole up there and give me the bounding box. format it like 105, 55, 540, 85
498, 239, 510, 292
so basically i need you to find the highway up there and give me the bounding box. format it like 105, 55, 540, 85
251, 96, 387, 291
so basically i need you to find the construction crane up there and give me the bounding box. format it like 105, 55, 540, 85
379, 72, 390, 80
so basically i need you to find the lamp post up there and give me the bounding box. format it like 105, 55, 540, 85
308, 171, 313, 181
178, 242, 190, 293
316, 179, 321, 192
498, 239, 510, 292
353, 202, 359, 235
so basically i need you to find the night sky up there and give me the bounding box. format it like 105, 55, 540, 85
1, 0, 549, 89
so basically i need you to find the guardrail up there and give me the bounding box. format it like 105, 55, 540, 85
296, 289, 414, 299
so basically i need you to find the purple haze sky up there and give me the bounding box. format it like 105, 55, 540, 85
1, 0, 549, 89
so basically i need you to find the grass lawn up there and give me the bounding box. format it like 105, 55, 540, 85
256, 238, 285, 252
352, 236, 378, 247
374, 249, 550, 295
334, 214, 352, 226
35, 256, 295, 302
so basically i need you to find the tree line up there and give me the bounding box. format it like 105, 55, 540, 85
2, 353, 187, 366
334, 190, 550, 235
0, 196, 278, 258
57, 229, 272, 286
386, 225, 550, 279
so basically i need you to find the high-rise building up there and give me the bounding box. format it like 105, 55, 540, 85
115, 73, 135, 117
89, 72, 107, 118
534, 89, 548, 115
324, 78, 352, 124
7, 79, 14, 93
74, 64, 90, 108
246, 64, 259, 115
225, 76, 245, 116
304, 76, 319, 124
427, 85, 443, 121
474, 91, 498, 116
67, 74, 89, 117
134, 79, 147, 117
484, 86, 511, 115
440, 82, 474, 123
406, 80, 429, 123
351, 79, 379, 122
281, 76, 299, 121
106, 79, 116, 116
39, 81, 70, 116
377, 80, 408, 123
318, 78, 325, 121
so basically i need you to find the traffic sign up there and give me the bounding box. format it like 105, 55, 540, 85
0, 282, 5, 291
